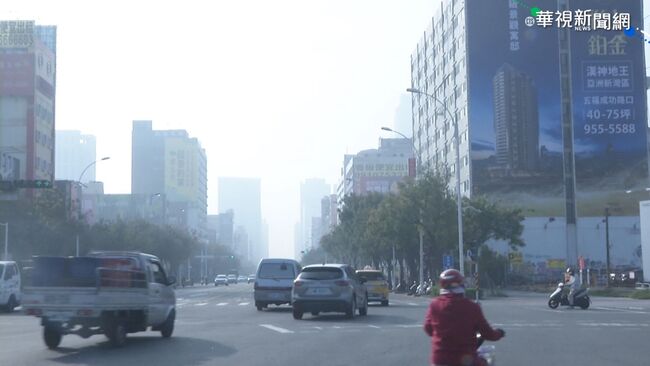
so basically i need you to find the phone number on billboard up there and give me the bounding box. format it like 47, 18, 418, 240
584, 108, 632, 121
0, 33, 33, 48
583, 123, 636, 135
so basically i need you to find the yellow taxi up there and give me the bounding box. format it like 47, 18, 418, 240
356, 269, 389, 306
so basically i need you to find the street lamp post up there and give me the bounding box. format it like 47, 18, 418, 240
78, 157, 110, 184
1, 222, 8, 260
151, 193, 167, 225
75, 157, 110, 256
381, 126, 424, 287
406, 87, 465, 276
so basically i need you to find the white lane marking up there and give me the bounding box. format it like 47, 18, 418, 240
396, 324, 421, 328
239, 302, 250, 306
368, 325, 381, 329
195, 302, 208, 306
260, 324, 294, 334
216, 303, 228, 306
407, 302, 418, 306
312, 326, 323, 330
593, 306, 647, 314
579, 322, 650, 327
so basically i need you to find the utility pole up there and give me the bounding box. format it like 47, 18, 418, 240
605, 207, 611, 287
76, 234, 80, 256
1, 222, 8, 260
558, 0, 579, 268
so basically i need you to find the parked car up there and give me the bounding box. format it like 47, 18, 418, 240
0, 261, 21, 312
247, 274, 256, 284
214, 274, 228, 286
227, 274, 238, 284
21, 252, 176, 349
292, 264, 368, 320
238, 275, 247, 283
356, 269, 389, 306
254, 258, 301, 311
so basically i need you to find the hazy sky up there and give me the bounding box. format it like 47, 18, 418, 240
8, 0, 435, 258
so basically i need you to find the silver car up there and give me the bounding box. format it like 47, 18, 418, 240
254, 258, 301, 311
291, 264, 368, 320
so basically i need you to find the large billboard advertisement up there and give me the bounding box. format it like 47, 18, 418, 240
570, 0, 647, 216
467, 0, 647, 217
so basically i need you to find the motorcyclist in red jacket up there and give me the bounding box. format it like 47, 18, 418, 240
423, 269, 505, 366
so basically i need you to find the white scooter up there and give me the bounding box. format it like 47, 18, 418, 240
476, 333, 497, 365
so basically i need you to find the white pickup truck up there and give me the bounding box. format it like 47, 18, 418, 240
22, 251, 176, 349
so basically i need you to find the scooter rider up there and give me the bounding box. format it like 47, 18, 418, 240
424, 269, 505, 366
565, 267, 578, 308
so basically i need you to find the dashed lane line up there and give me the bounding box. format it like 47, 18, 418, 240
216, 303, 228, 306
260, 324, 294, 334
239, 302, 250, 306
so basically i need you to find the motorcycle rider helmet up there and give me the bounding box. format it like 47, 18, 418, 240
566, 267, 574, 275
439, 269, 465, 294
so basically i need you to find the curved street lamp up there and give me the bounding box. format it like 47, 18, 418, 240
75, 157, 110, 255
406, 87, 465, 276
381, 126, 425, 287
78, 157, 110, 184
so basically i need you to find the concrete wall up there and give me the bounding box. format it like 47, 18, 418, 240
487, 216, 642, 269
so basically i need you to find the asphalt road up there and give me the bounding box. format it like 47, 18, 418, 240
1, 285, 649, 365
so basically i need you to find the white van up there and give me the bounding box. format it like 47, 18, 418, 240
0, 261, 21, 312
254, 258, 301, 311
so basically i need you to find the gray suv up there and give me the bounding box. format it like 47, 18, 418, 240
291, 264, 368, 320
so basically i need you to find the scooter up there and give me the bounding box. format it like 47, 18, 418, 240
407, 281, 418, 296
476, 333, 497, 365
548, 282, 591, 309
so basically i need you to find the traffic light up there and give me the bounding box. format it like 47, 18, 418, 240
0, 180, 53, 190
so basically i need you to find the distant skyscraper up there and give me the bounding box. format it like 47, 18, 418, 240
131, 120, 207, 236
300, 179, 330, 253
55, 131, 96, 183
218, 177, 262, 263
493, 64, 539, 171
320, 194, 338, 238
0, 21, 57, 186
207, 210, 234, 248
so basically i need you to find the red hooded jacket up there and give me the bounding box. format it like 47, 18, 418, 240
423, 293, 503, 366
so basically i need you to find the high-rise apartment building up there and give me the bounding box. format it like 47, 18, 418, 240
131, 121, 207, 236
493, 64, 539, 172
0, 21, 56, 186
337, 138, 414, 203
410, 0, 648, 269
55, 131, 97, 183
218, 177, 262, 263
299, 179, 330, 254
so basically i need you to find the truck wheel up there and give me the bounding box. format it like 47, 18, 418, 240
108, 321, 127, 347
345, 298, 356, 319
256, 302, 265, 311
292, 308, 303, 320
44, 326, 62, 349
160, 310, 175, 338
6, 295, 17, 313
